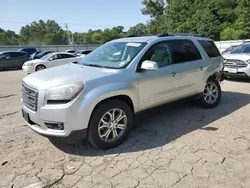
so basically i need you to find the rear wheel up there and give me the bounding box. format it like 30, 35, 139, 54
201, 79, 221, 108
88, 99, 133, 150
35, 65, 46, 71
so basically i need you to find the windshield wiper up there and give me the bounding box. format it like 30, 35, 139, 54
83, 64, 106, 68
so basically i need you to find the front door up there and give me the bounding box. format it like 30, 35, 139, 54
136, 41, 182, 111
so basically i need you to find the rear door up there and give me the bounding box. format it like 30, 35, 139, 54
9, 52, 28, 68
168, 39, 205, 98
197, 40, 222, 78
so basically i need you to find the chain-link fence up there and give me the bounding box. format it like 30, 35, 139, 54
1, 39, 249, 53
0, 44, 100, 52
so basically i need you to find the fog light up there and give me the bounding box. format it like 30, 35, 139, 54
44, 122, 64, 130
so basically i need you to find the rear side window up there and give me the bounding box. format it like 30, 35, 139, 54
198, 40, 221, 58
60, 54, 76, 58
168, 40, 202, 64
9, 52, 26, 58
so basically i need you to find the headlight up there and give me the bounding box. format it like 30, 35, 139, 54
45, 82, 85, 102
26, 62, 35, 66
246, 60, 250, 64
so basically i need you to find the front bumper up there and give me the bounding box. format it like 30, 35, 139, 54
223, 66, 250, 78
21, 93, 91, 139
22, 64, 34, 74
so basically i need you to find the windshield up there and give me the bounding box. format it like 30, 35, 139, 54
231, 45, 243, 54
79, 42, 147, 69
40, 53, 54, 60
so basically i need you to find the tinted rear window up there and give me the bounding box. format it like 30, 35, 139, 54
10, 52, 27, 58
198, 40, 221, 58
168, 39, 202, 63
21, 48, 36, 53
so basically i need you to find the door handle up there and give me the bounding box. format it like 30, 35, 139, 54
170, 72, 177, 77
200, 66, 203, 70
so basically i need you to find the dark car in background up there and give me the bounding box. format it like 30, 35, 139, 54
75, 50, 92, 56
66, 50, 76, 54
18, 48, 37, 59
34, 51, 54, 59
0, 51, 30, 70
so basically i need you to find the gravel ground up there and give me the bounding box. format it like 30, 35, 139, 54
0, 70, 250, 188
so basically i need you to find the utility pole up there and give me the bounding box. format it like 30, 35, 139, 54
65, 24, 71, 45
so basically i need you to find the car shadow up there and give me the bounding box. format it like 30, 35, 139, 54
226, 78, 250, 83
51, 91, 250, 156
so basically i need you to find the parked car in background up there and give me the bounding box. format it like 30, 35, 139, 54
18, 48, 37, 59
221, 45, 239, 55
223, 43, 250, 79
34, 51, 54, 59
22, 52, 83, 73
75, 50, 92, 57
0, 51, 30, 70
21, 34, 223, 149
66, 50, 76, 54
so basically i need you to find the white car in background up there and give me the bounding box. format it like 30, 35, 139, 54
223, 43, 250, 78
22, 52, 83, 74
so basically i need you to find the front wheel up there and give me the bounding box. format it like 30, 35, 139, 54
201, 80, 221, 108
35, 65, 46, 71
88, 99, 133, 150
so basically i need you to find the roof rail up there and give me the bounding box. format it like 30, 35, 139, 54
158, 33, 202, 37
127, 34, 154, 38
158, 33, 173, 37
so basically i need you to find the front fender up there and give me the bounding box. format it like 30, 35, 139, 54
79, 82, 138, 122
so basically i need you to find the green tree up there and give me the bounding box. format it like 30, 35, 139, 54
20, 19, 63, 44
0, 29, 20, 45
147, 15, 168, 34
127, 23, 148, 36
141, 0, 165, 18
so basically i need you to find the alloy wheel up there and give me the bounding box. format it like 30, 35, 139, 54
203, 82, 219, 104
98, 108, 127, 143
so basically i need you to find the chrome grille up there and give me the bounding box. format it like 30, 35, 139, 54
22, 83, 38, 111
223, 59, 248, 68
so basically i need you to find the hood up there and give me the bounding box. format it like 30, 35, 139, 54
22, 63, 119, 90
223, 53, 250, 61
24, 59, 46, 65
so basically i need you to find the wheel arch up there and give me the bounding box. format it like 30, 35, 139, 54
206, 71, 221, 82
92, 95, 134, 116
35, 64, 46, 71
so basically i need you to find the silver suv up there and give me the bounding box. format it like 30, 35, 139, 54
21, 34, 223, 149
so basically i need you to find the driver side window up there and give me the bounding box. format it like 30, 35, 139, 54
50, 54, 59, 61
141, 42, 173, 68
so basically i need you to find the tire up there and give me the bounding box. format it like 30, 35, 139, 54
35, 64, 46, 71
201, 79, 221, 108
88, 99, 133, 150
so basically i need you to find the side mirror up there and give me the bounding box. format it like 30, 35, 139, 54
48, 57, 53, 61
140, 60, 159, 71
